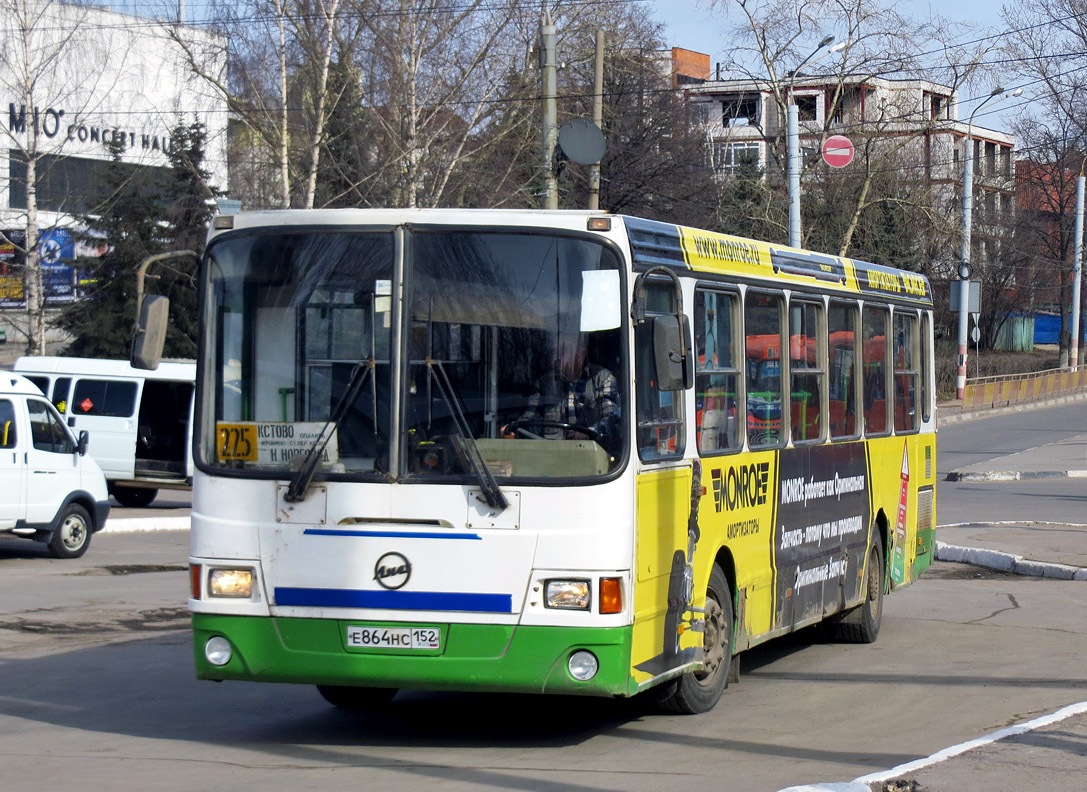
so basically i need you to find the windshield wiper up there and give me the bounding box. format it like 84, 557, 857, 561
426, 358, 509, 511
284, 360, 373, 503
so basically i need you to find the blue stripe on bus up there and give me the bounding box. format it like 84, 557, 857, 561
274, 587, 513, 613
303, 529, 482, 541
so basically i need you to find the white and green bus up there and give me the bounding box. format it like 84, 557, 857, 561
147, 209, 936, 714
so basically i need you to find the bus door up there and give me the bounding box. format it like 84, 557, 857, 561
630, 270, 702, 687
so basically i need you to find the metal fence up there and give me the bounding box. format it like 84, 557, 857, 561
960, 368, 1087, 412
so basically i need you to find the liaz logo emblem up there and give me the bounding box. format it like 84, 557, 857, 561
374, 552, 412, 590
712, 462, 770, 513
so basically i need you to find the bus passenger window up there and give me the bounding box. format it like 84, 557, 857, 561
789, 300, 823, 443
695, 290, 739, 454
862, 307, 890, 435
745, 292, 784, 447
921, 314, 932, 423
894, 312, 919, 432
828, 302, 858, 438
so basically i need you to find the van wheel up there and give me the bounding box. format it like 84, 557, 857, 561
656, 565, 734, 715
112, 485, 157, 508
317, 685, 398, 710
48, 504, 92, 559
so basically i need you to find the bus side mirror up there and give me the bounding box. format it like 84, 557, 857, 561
76, 430, 89, 456
132, 294, 170, 370
653, 314, 693, 391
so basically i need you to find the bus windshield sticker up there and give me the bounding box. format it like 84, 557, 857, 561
580, 269, 621, 331
217, 421, 339, 466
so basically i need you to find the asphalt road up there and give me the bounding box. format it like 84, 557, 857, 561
2, 402, 1085, 791
1, 530, 1085, 792
937, 400, 1087, 526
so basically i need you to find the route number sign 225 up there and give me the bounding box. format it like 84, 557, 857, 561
218, 423, 257, 461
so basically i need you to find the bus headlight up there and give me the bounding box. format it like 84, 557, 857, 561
208, 568, 254, 598
544, 580, 591, 610
568, 651, 599, 681
205, 636, 233, 666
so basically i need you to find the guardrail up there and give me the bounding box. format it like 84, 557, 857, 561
961, 367, 1087, 412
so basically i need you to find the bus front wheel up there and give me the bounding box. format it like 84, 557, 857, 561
656, 564, 734, 715
317, 685, 398, 710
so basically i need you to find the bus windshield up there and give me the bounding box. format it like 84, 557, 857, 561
201, 227, 626, 482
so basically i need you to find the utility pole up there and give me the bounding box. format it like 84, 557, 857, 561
588, 30, 604, 211
1073, 175, 1084, 371
540, 10, 558, 210
956, 86, 1021, 400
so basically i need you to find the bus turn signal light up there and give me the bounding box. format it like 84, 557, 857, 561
190, 563, 202, 598
599, 577, 622, 614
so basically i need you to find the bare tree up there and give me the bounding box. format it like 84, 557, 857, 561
166, 0, 355, 209
1003, 0, 1087, 364
706, 0, 985, 261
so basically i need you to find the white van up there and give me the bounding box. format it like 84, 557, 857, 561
14, 356, 195, 507
0, 373, 110, 558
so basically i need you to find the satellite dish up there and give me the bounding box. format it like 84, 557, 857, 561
558, 119, 606, 165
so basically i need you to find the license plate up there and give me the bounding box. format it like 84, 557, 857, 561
345, 625, 441, 650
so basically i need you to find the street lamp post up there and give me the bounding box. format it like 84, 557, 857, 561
786, 35, 843, 248
956, 86, 1022, 400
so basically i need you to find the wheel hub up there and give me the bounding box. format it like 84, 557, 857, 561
698, 598, 725, 680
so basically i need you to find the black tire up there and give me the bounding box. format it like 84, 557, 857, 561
316, 685, 398, 710
112, 485, 158, 508
48, 503, 93, 559
657, 564, 734, 714
836, 542, 884, 643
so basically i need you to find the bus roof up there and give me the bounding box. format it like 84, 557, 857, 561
14, 356, 195, 381
622, 216, 933, 308
206, 208, 932, 309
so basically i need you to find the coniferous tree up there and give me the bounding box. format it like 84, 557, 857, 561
58, 121, 215, 358
57, 135, 169, 358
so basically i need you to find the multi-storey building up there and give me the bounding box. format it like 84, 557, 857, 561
0, 2, 227, 311
686, 73, 1016, 264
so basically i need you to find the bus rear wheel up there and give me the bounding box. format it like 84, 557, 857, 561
835, 542, 884, 643
657, 564, 734, 715
317, 685, 398, 710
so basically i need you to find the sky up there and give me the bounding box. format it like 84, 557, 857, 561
652, 0, 1028, 132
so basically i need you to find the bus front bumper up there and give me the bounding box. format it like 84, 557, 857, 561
193, 613, 634, 697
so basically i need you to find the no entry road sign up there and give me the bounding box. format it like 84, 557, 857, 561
822, 135, 855, 168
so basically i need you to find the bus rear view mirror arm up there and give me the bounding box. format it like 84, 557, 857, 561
131, 250, 198, 371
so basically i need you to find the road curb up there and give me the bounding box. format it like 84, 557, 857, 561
937, 390, 1087, 425
100, 516, 191, 534
783, 700, 1087, 791
852, 700, 1087, 788
935, 540, 1087, 580
946, 469, 1087, 482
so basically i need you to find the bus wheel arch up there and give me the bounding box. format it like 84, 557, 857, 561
874, 508, 890, 586
712, 547, 742, 683
656, 563, 734, 714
